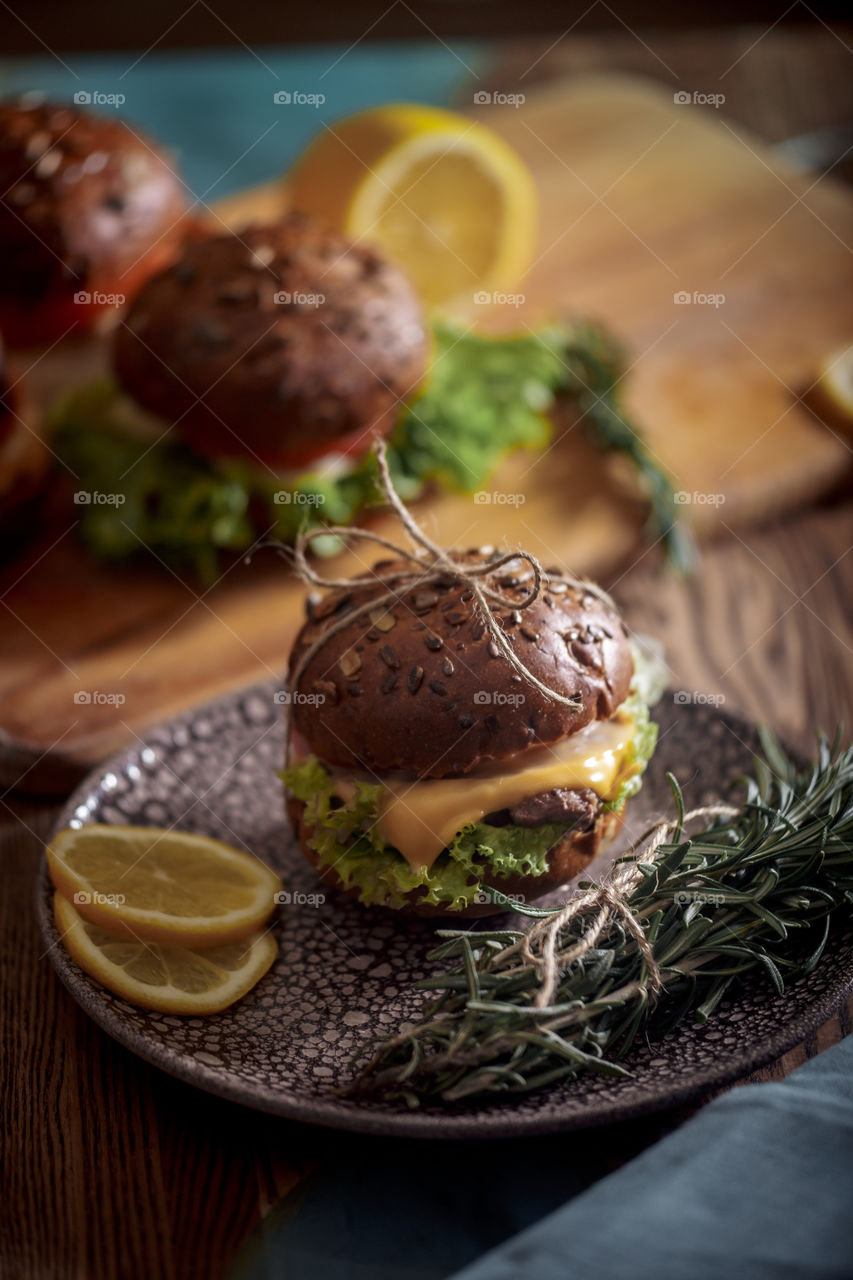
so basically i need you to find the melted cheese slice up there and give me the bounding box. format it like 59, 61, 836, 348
373, 714, 635, 872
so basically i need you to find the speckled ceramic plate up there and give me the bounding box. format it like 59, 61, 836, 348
37, 685, 853, 1138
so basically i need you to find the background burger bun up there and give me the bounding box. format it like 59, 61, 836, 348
114, 217, 428, 468
0, 98, 189, 346
287, 792, 625, 918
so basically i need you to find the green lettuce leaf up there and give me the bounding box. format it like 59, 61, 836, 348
603, 691, 658, 813
283, 755, 571, 911
49, 321, 564, 580
49, 318, 688, 579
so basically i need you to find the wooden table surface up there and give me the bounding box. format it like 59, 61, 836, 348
3, 27, 853, 1280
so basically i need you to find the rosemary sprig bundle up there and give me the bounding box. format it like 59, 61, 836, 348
352, 731, 853, 1105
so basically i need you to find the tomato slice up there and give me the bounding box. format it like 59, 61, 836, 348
258, 421, 390, 470
0, 221, 200, 349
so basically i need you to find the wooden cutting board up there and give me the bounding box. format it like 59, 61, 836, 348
2, 73, 852, 784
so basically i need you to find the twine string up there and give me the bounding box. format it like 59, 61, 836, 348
279, 440, 619, 764
510, 803, 740, 1007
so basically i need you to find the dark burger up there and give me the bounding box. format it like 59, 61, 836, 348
48, 214, 430, 576
283, 551, 661, 915
0, 97, 190, 346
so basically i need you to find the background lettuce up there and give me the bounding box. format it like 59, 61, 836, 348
49, 319, 689, 580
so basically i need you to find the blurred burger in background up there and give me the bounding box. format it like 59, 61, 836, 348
49, 214, 434, 577
0, 335, 51, 551
111, 215, 428, 471
0, 96, 190, 346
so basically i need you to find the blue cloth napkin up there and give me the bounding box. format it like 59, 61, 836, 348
450, 1031, 853, 1280
232, 1032, 853, 1280
0, 43, 484, 197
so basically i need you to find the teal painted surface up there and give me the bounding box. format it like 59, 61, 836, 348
0, 43, 485, 197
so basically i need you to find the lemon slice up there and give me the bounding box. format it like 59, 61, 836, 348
287, 104, 537, 308
807, 345, 853, 432
53, 892, 277, 1014
47, 825, 282, 947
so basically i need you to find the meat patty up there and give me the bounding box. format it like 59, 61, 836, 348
484, 786, 601, 831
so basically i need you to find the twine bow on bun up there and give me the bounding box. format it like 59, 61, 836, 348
281, 440, 618, 758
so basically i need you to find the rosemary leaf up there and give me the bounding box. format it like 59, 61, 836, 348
351, 732, 853, 1105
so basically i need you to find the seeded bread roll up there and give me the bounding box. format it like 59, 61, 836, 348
288, 552, 633, 778
287, 792, 625, 917
0, 98, 189, 345
113, 217, 428, 467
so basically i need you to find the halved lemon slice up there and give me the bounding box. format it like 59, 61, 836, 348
53, 892, 277, 1014
287, 104, 537, 308
807, 344, 853, 433
47, 825, 282, 947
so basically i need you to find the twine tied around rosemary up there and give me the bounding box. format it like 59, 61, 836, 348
278, 440, 617, 764
509, 802, 740, 1008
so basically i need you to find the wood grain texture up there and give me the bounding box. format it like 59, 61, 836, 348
2, 68, 852, 771
2, 28, 853, 1280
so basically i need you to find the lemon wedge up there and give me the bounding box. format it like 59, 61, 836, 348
47, 825, 282, 947
807, 345, 853, 433
287, 103, 537, 308
53, 892, 277, 1014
